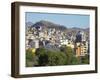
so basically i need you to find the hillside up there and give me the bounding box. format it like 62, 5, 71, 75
26, 20, 89, 40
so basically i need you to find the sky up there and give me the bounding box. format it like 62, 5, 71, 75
25, 12, 90, 28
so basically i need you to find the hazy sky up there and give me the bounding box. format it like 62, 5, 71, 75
25, 12, 90, 28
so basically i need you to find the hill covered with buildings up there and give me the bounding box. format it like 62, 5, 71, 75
25, 20, 89, 67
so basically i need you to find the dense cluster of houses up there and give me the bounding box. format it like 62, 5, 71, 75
26, 25, 89, 57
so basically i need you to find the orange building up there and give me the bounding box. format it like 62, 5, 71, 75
76, 46, 81, 57
75, 42, 81, 57
75, 42, 88, 57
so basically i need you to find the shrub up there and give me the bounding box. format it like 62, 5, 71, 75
81, 54, 89, 64
26, 48, 36, 67
26, 48, 35, 61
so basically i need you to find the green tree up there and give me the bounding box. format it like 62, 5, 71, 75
71, 56, 80, 65
35, 48, 46, 55
35, 48, 67, 66
47, 50, 67, 66
81, 54, 89, 64
60, 46, 80, 65
66, 46, 74, 64
35, 48, 48, 66
60, 46, 73, 64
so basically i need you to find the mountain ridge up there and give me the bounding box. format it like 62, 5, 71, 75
31, 20, 67, 30
26, 20, 89, 30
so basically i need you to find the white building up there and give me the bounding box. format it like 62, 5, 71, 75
81, 31, 86, 42
29, 39, 39, 48
60, 39, 68, 45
